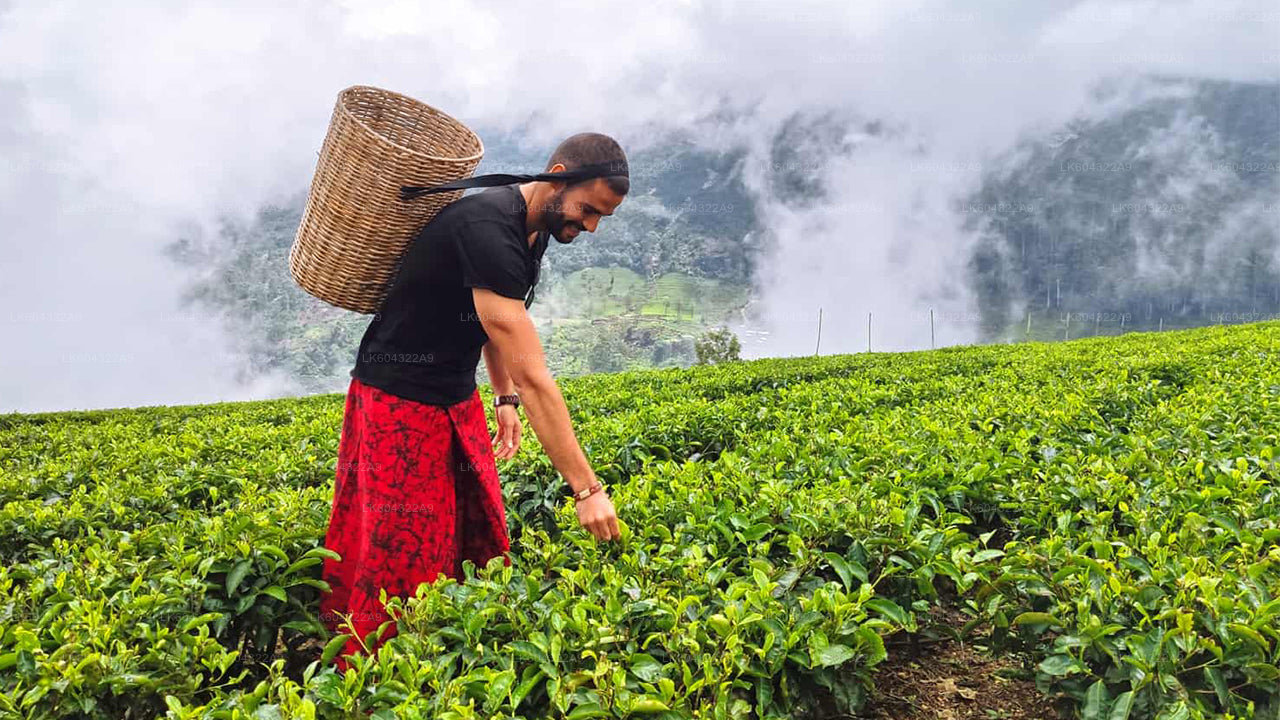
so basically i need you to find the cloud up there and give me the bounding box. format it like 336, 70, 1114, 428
0, 0, 1275, 410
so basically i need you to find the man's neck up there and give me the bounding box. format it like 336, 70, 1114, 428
518, 183, 544, 248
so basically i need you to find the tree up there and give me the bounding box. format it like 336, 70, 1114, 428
587, 333, 629, 373
694, 327, 741, 365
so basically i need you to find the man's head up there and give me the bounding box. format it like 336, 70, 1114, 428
535, 133, 628, 244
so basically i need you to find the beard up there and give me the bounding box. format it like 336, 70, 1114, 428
544, 188, 583, 244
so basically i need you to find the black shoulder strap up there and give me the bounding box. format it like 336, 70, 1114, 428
400, 161, 628, 201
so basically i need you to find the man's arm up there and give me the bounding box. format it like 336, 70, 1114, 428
471, 288, 596, 495
482, 340, 515, 396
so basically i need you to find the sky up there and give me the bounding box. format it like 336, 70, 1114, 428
1, 0, 1277, 413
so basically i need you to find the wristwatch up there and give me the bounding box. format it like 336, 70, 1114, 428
494, 393, 520, 409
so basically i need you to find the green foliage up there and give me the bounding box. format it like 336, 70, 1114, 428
2, 321, 1279, 719
695, 327, 742, 366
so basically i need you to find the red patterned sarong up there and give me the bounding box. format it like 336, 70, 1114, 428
319, 376, 512, 670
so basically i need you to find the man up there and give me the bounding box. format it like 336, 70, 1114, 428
319, 132, 627, 668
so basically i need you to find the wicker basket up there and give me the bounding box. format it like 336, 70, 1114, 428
289, 85, 484, 314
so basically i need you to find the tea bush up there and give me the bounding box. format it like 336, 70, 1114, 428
1, 321, 1277, 719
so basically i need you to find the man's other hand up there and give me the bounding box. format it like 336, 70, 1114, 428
492, 404, 521, 460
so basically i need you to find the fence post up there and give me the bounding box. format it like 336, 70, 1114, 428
930, 308, 935, 349
815, 307, 823, 356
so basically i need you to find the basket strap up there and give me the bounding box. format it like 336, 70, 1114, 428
400, 161, 628, 201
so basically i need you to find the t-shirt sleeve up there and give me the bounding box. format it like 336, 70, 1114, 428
453, 220, 530, 301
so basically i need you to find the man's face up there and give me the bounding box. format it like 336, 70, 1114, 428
543, 177, 625, 244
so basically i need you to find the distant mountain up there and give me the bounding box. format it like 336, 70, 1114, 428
964, 77, 1280, 339
163, 133, 762, 394
165, 75, 1280, 394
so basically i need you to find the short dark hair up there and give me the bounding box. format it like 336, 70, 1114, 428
545, 132, 629, 196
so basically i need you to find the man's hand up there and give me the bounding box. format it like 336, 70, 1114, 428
492, 404, 521, 460
575, 491, 620, 542
472, 286, 623, 543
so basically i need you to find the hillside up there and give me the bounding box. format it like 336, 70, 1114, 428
965, 77, 1280, 339
161, 130, 759, 396
160, 76, 1280, 397
2, 321, 1278, 719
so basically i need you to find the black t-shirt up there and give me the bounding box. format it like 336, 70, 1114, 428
350, 184, 549, 406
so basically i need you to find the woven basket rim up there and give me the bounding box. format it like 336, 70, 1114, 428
338, 84, 485, 164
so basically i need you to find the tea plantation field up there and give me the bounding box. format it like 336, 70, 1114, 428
2, 322, 1278, 719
